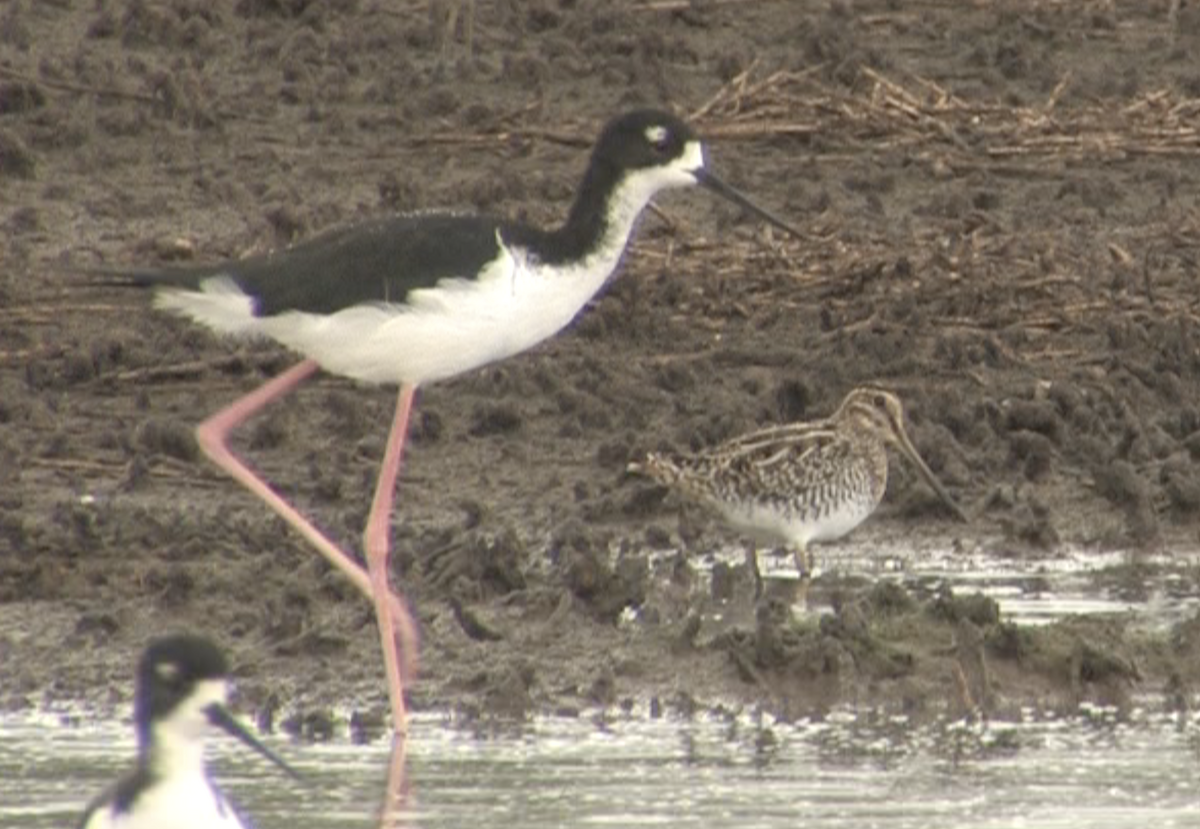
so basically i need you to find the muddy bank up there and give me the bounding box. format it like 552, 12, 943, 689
5, 1, 1200, 729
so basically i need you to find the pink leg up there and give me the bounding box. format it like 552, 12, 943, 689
195, 358, 420, 684
364, 384, 417, 740
377, 710, 410, 828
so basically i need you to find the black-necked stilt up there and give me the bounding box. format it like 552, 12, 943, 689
78, 634, 299, 829
102, 109, 802, 752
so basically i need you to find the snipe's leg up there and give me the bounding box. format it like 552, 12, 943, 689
791, 544, 814, 608
745, 543, 764, 601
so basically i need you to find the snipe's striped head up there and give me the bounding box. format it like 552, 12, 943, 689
835, 387, 968, 522
833, 387, 910, 443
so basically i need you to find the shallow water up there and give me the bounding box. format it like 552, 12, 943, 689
6, 708, 1200, 829
8, 542, 1200, 827
735, 539, 1200, 629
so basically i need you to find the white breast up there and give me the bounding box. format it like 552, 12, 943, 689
262, 235, 620, 386
160, 232, 624, 387
83, 778, 245, 829
154, 170, 667, 388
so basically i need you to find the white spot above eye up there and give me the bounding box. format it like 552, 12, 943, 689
157, 661, 181, 681
645, 125, 668, 145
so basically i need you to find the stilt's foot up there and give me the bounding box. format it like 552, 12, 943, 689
378, 734, 409, 829
363, 383, 418, 736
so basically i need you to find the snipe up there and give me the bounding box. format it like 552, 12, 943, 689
633, 387, 969, 591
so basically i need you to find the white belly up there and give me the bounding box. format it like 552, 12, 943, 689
272, 251, 612, 384
84, 778, 246, 829
165, 238, 623, 387
718, 496, 875, 551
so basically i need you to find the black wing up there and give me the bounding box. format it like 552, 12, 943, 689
76, 766, 149, 829
97, 212, 549, 316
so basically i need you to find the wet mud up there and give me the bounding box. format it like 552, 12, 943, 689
5, 1, 1200, 732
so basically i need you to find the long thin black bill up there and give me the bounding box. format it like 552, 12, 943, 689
694, 169, 804, 240
206, 703, 304, 782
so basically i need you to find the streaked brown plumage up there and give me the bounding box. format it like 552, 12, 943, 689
633, 387, 968, 582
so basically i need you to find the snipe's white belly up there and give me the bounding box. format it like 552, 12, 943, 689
718, 492, 878, 550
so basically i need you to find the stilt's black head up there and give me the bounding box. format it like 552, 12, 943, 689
135, 634, 230, 750
134, 634, 301, 780
578, 109, 804, 239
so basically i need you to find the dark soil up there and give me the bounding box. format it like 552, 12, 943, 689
4, 0, 1200, 734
